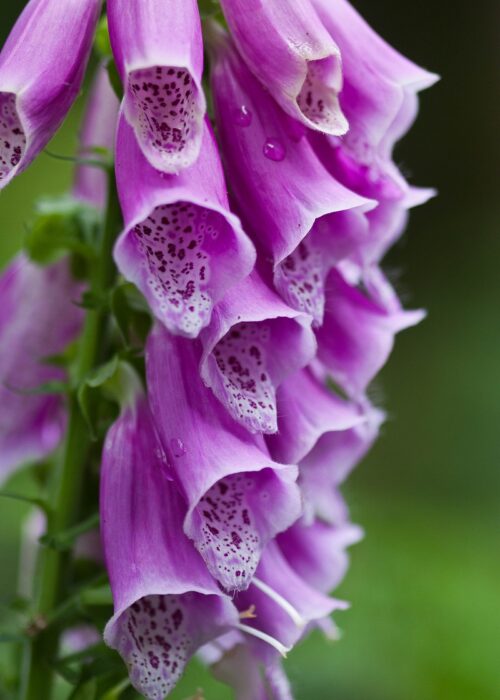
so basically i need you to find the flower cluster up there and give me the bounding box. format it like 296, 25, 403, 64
0, 0, 436, 698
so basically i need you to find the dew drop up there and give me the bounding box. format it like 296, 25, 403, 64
233, 105, 253, 127
263, 138, 286, 162
170, 438, 187, 458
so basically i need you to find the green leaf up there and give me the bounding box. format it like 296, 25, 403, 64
94, 16, 112, 60
198, 0, 221, 18
39, 512, 99, 552
100, 678, 131, 700
24, 197, 100, 264
77, 356, 120, 439
107, 60, 124, 102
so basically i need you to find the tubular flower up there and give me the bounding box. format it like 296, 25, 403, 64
316, 267, 425, 399
310, 0, 438, 173
0, 0, 100, 188
200, 269, 317, 434
73, 65, 120, 209
114, 113, 255, 338
107, 0, 206, 173
101, 392, 239, 700
218, 0, 348, 135
209, 27, 374, 325
146, 326, 302, 593
0, 257, 83, 483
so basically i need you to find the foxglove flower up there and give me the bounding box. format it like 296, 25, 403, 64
267, 366, 364, 466
107, 0, 206, 173
316, 267, 425, 399
278, 514, 363, 595
209, 28, 374, 325
310, 0, 438, 177
218, 0, 348, 135
0, 256, 83, 483
0, 0, 100, 188
200, 270, 316, 434
73, 65, 119, 209
146, 326, 302, 592
101, 391, 239, 700
114, 113, 255, 338
233, 540, 345, 659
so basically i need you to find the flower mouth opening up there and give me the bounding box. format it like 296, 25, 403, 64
127, 65, 204, 173
111, 594, 191, 700
189, 472, 273, 593
0, 93, 26, 182
131, 201, 234, 337
212, 321, 277, 434
296, 57, 348, 135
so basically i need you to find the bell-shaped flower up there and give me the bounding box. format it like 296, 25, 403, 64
208, 28, 374, 326
114, 113, 255, 338
266, 366, 364, 466
278, 514, 363, 594
316, 267, 425, 398
73, 65, 120, 209
310, 0, 438, 170
233, 540, 346, 669
0, 0, 101, 189
218, 0, 348, 135
101, 390, 239, 700
200, 269, 317, 434
146, 326, 302, 593
0, 256, 83, 484
107, 0, 206, 173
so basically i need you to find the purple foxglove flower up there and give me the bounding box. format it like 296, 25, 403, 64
278, 515, 363, 594
209, 29, 374, 325
218, 0, 348, 135
200, 270, 316, 434
114, 113, 255, 338
146, 326, 302, 593
107, 0, 206, 173
298, 399, 384, 524
316, 267, 425, 398
310, 0, 438, 170
73, 66, 120, 210
0, 256, 83, 483
101, 393, 239, 700
0, 0, 101, 188
266, 367, 364, 466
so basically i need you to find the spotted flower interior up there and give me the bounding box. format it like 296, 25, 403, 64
0, 93, 25, 182
297, 57, 347, 134
127, 66, 204, 173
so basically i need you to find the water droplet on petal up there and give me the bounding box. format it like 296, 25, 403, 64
263, 138, 286, 162
233, 105, 253, 127
170, 437, 187, 458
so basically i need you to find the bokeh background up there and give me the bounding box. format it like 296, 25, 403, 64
0, 1, 499, 699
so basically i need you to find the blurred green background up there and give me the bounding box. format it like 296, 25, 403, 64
0, 1, 499, 699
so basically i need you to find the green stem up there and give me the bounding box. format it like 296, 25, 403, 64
20, 172, 121, 700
